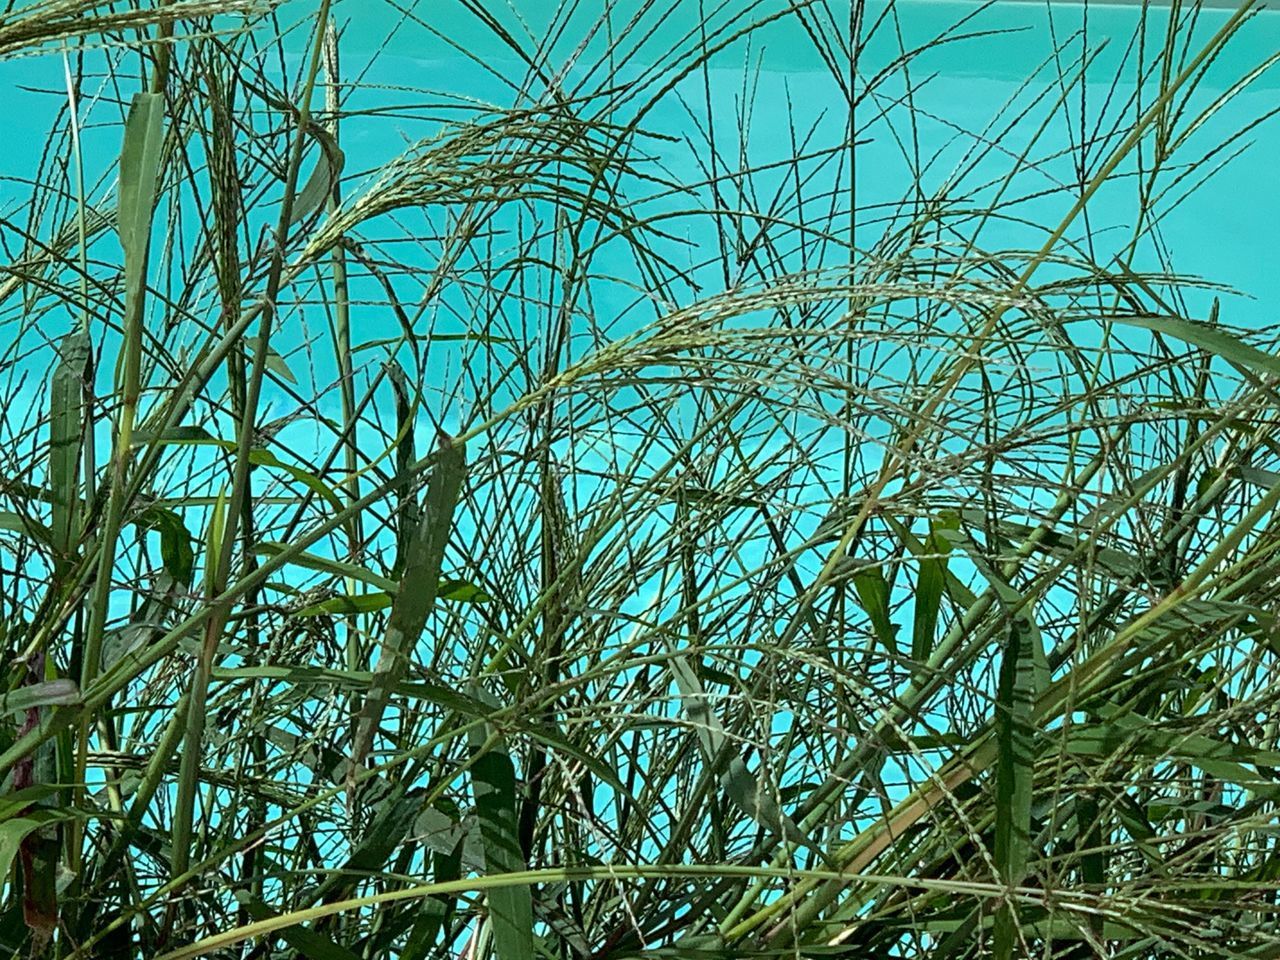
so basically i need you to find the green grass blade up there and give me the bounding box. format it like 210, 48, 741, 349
469, 730, 534, 960
993, 613, 1039, 960
671, 657, 827, 864
117, 92, 164, 270
117, 90, 164, 428
0, 681, 79, 715
233, 895, 361, 960
851, 566, 897, 653
1095, 313, 1280, 377
910, 522, 951, 662
350, 438, 466, 777
47, 331, 90, 568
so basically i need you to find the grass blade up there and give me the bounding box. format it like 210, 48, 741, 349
851, 566, 897, 654
1092, 313, 1280, 377
469, 721, 534, 960
47, 331, 90, 568
911, 522, 950, 662
993, 612, 1040, 960
349, 437, 466, 779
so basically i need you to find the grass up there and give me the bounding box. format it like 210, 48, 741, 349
1, 0, 1280, 957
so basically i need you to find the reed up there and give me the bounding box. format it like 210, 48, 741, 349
0, 1, 1278, 957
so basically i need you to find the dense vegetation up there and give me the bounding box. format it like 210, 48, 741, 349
1, 0, 1279, 957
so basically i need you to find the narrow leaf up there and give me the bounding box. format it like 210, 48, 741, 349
234, 894, 360, 960
670, 657, 828, 864
1098, 314, 1280, 377
288, 125, 344, 225
469, 722, 533, 960
993, 612, 1039, 960
912, 523, 949, 662
0, 681, 79, 714
851, 566, 896, 653
350, 438, 466, 775
48, 331, 90, 564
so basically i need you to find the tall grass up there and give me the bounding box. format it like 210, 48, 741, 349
1, 0, 1279, 957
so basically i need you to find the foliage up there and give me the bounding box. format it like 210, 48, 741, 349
0, 0, 1278, 957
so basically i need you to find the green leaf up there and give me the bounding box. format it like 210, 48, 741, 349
350, 438, 467, 774
292, 580, 490, 616
912, 522, 950, 662
993, 612, 1040, 960
233, 894, 360, 960
670, 657, 828, 864
0, 788, 60, 824
851, 566, 896, 653
136, 507, 195, 585
19, 817, 62, 954
0, 680, 79, 714
204, 487, 227, 596
1064, 712, 1280, 793
117, 90, 164, 422
210, 665, 488, 718
883, 514, 976, 626
132, 425, 213, 444
252, 448, 343, 514
353, 332, 513, 352
0, 512, 51, 546
244, 337, 298, 384
388, 361, 417, 579
296, 592, 394, 616
288, 124, 344, 226
130, 429, 343, 515
1096, 314, 1280, 378
256, 543, 397, 592
402, 801, 464, 960
346, 789, 424, 874
48, 330, 90, 563
1121, 597, 1260, 648
0, 819, 47, 881
300, 787, 426, 912
438, 579, 492, 603
117, 92, 165, 262
468, 713, 533, 960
